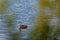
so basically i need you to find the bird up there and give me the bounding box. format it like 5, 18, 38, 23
18, 22, 28, 32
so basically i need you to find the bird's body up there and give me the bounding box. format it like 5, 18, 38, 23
18, 25, 27, 29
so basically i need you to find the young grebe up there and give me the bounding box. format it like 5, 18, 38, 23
18, 22, 28, 32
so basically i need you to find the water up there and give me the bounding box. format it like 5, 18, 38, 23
0, 0, 37, 40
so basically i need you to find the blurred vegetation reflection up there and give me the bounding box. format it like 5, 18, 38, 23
0, 0, 8, 14
0, 0, 20, 40
0, 0, 60, 40
30, 0, 60, 40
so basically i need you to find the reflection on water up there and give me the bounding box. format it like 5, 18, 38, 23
0, 19, 29, 40
0, 0, 37, 40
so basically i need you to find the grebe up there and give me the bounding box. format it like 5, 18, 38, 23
18, 22, 28, 32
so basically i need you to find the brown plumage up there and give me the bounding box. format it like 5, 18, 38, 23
18, 25, 27, 29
